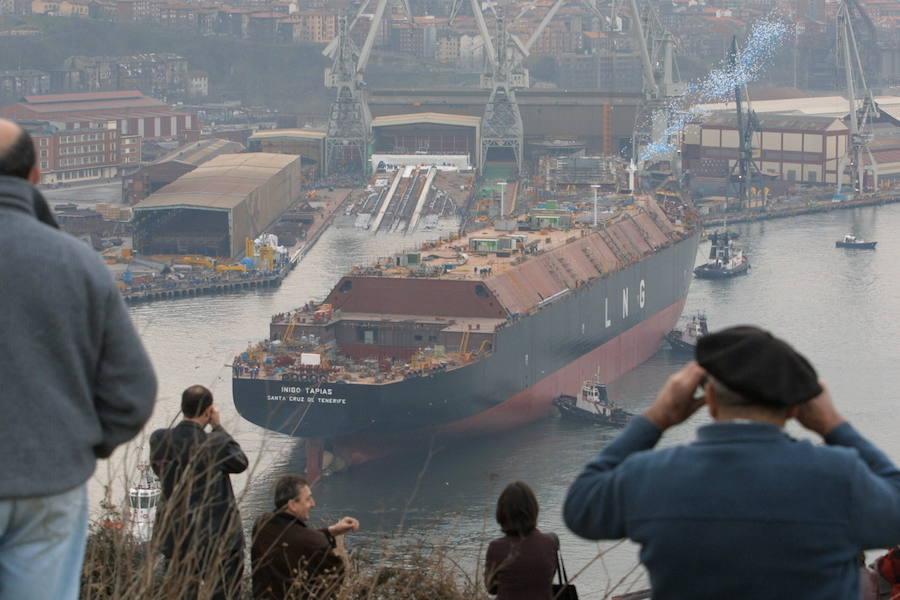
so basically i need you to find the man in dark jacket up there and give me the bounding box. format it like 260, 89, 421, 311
252, 474, 359, 599
150, 385, 249, 600
0, 118, 157, 600
564, 326, 900, 599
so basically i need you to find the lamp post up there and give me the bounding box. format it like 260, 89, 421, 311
498, 181, 508, 217
591, 184, 601, 227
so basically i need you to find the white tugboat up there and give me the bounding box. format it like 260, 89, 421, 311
694, 231, 749, 279
128, 462, 160, 543
666, 313, 709, 353
553, 372, 630, 427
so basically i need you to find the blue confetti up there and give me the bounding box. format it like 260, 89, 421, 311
638, 17, 792, 163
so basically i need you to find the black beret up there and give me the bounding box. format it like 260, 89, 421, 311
695, 326, 822, 407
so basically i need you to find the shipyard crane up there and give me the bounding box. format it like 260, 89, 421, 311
726, 37, 763, 208
448, 0, 605, 174
628, 0, 684, 171
835, 0, 879, 195
322, 1, 414, 176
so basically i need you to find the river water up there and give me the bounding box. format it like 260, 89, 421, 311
103, 203, 900, 598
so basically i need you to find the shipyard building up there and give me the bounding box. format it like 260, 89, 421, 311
688, 95, 900, 187
247, 128, 325, 181
370, 112, 481, 170
122, 138, 245, 204
132, 152, 301, 258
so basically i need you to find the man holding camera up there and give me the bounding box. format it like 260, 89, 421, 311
150, 385, 248, 600
564, 326, 900, 599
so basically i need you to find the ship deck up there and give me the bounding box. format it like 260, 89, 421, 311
371, 195, 682, 282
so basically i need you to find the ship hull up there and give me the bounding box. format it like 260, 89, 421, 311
835, 241, 876, 249
233, 230, 700, 467
693, 260, 749, 279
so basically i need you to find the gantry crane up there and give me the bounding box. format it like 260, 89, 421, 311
628, 0, 684, 170
448, 0, 606, 174
322, 1, 413, 177
726, 36, 763, 208
835, 0, 878, 196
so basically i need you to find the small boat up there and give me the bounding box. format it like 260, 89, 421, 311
553, 376, 630, 427
835, 234, 877, 249
127, 462, 161, 543
694, 231, 749, 279
666, 313, 709, 353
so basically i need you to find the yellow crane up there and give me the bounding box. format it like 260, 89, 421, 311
258, 246, 275, 271
215, 264, 247, 272
180, 256, 214, 268
458, 329, 470, 354
283, 313, 299, 344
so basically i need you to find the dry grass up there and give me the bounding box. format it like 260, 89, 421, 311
79, 432, 495, 600
79, 429, 643, 600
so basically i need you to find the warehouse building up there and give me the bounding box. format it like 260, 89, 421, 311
682, 113, 848, 185
0, 90, 199, 140
132, 153, 301, 258
247, 128, 325, 180
370, 112, 480, 171
122, 137, 245, 204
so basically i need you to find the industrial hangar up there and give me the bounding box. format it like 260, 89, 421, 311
370, 112, 481, 169
132, 153, 301, 258
122, 138, 245, 205
247, 128, 326, 179
366, 88, 641, 159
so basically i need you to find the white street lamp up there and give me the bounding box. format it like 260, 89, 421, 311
591, 184, 601, 227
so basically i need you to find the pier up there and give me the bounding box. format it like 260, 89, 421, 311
122, 188, 353, 304
701, 192, 900, 228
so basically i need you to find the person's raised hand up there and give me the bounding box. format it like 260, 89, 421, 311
794, 383, 845, 437
208, 406, 221, 428
644, 362, 707, 431
328, 516, 360, 536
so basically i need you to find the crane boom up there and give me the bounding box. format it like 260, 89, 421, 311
356, 0, 390, 75
471, 0, 498, 68
628, 0, 658, 100
523, 0, 567, 54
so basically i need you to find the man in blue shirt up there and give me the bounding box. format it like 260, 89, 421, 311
564, 326, 900, 599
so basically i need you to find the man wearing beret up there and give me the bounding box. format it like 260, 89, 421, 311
563, 326, 900, 599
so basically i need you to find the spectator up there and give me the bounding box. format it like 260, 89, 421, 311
150, 385, 248, 600
484, 481, 558, 599
873, 546, 900, 598
0, 117, 157, 600
252, 474, 359, 600
564, 326, 900, 599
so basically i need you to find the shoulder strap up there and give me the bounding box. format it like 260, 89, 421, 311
549, 532, 569, 585
556, 549, 569, 585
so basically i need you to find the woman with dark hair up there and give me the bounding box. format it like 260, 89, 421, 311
485, 481, 559, 599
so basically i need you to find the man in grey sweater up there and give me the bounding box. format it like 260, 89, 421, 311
0, 118, 157, 600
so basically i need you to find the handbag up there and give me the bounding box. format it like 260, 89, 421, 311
552, 544, 579, 600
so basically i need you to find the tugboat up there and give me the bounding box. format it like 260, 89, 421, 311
553, 375, 630, 427
693, 231, 750, 279
127, 462, 160, 543
666, 313, 709, 353
835, 234, 877, 249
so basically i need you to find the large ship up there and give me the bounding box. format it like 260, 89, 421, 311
233, 195, 700, 480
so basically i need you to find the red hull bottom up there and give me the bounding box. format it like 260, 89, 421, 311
309, 298, 686, 478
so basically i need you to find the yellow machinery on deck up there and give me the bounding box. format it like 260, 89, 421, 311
284, 313, 299, 344
179, 256, 214, 268
245, 237, 275, 272
458, 329, 470, 354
